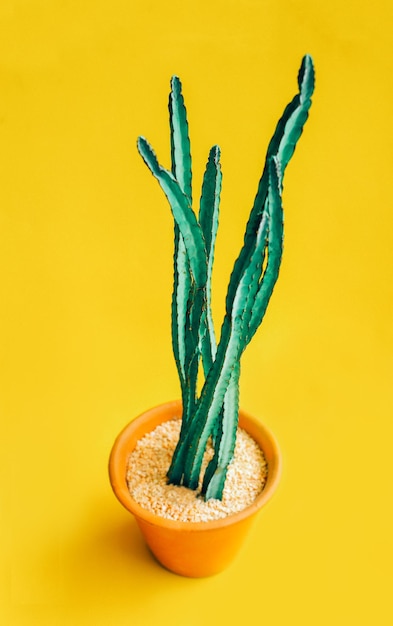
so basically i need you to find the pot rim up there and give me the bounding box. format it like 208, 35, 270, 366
109, 399, 282, 532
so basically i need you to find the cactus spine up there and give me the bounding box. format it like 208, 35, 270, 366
137, 56, 315, 500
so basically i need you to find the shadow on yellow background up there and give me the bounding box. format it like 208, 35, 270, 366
1, 1, 392, 624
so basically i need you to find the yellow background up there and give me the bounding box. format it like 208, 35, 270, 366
1, 1, 392, 624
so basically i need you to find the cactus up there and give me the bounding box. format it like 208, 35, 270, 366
137, 55, 315, 500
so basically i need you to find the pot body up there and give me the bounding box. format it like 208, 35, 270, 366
109, 400, 281, 577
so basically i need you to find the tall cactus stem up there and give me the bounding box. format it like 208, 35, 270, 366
137, 56, 315, 500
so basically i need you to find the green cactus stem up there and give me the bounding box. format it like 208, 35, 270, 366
178, 157, 284, 492
198, 144, 221, 372
137, 55, 315, 500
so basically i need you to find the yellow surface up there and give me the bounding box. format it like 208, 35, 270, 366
0, 1, 392, 624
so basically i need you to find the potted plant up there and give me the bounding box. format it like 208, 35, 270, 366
109, 55, 315, 577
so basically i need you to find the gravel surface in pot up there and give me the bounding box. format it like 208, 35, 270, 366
127, 419, 268, 522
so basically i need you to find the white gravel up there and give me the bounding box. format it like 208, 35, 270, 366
126, 419, 268, 522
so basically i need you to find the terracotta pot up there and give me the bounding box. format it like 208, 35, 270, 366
108, 400, 281, 577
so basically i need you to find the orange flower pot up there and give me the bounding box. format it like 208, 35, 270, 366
108, 400, 281, 577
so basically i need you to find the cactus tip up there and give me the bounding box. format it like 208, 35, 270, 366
137, 135, 149, 154
170, 75, 182, 92
298, 54, 315, 100
210, 144, 221, 161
